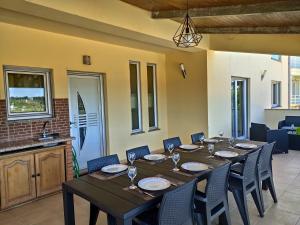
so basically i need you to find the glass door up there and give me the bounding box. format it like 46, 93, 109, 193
231, 78, 249, 139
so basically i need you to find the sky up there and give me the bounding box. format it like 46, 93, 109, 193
9, 88, 45, 97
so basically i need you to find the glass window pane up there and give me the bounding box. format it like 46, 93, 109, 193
8, 73, 46, 113
129, 62, 141, 131
147, 64, 157, 128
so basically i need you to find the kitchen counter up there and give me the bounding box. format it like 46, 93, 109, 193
0, 135, 72, 154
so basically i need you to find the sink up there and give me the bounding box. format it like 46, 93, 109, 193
38, 133, 59, 142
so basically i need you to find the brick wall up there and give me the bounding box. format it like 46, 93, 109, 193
0, 98, 73, 180
0, 99, 70, 142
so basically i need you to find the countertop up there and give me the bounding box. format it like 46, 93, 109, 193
0, 135, 72, 154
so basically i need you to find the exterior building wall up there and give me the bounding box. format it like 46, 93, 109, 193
207, 51, 289, 137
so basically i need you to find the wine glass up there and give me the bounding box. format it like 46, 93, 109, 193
167, 144, 175, 157
128, 166, 137, 189
172, 153, 180, 171
200, 136, 205, 147
208, 144, 215, 158
128, 152, 136, 165
218, 131, 224, 138
229, 137, 235, 148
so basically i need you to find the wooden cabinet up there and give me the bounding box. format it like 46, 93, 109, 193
0, 154, 36, 209
35, 148, 65, 197
0, 146, 66, 209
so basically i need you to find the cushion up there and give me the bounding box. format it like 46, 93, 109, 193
285, 116, 300, 127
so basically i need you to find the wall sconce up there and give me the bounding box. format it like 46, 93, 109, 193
83, 55, 91, 65
180, 63, 187, 79
261, 70, 267, 81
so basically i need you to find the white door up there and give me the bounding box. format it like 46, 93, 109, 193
68, 73, 105, 169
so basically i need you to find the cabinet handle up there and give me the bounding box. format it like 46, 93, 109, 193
36, 173, 40, 177
32, 174, 36, 178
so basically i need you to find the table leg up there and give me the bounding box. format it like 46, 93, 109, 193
107, 214, 116, 225
116, 218, 132, 225
89, 203, 100, 225
63, 184, 75, 225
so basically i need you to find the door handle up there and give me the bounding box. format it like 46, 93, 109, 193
70, 121, 75, 125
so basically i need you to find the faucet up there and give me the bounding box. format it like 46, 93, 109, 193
42, 121, 49, 138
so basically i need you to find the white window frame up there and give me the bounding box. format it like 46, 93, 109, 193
271, 81, 281, 108
129, 61, 143, 134
4, 65, 53, 121
147, 63, 159, 130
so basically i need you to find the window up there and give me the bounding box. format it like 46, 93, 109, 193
271, 55, 282, 62
147, 64, 158, 130
271, 81, 281, 108
129, 61, 142, 133
4, 66, 53, 120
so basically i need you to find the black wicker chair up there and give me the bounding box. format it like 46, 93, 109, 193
87, 154, 120, 225
191, 132, 205, 144
133, 179, 197, 225
126, 145, 151, 163
229, 150, 264, 225
163, 137, 182, 152
257, 142, 278, 212
194, 163, 231, 225
87, 154, 120, 173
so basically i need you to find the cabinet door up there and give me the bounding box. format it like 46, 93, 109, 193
35, 147, 65, 197
0, 154, 36, 209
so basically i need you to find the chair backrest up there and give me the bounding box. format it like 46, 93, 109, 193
205, 163, 231, 208
126, 145, 150, 163
87, 154, 120, 173
191, 132, 205, 144
258, 142, 275, 174
250, 123, 269, 142
266, 129, 288, 154
163, 137, 182, 152
158, 179, 196, 225
242, 150, 260, 186
285, 116, 300, 127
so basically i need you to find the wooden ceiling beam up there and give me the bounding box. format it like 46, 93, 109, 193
195, 26, 300, 34
152, 1, 300, 19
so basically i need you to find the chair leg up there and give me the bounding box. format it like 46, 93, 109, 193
266, 177, 278, 203
251, 187, 264, 217
194, 212, 207, 225
258, 177, 265, 213
89, 203, 100, 225
219, 202, 231, 225
232, 189, 250, 225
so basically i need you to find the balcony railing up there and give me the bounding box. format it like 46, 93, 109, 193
291, 95, 300, 105
290, 57, 300, 69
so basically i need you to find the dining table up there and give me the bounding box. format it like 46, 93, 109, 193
62, 137, 266, 225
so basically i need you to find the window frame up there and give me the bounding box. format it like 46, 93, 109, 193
4, 65, 53, 121
147, 63, 159, 131
271, 81, 281, 108
129, 61, 143, 134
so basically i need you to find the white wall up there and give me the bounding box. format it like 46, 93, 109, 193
207, 51, 289, 137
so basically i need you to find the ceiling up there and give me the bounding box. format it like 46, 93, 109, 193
120, 0, 300, 33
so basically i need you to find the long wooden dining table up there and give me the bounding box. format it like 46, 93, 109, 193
62, 137, 266, 225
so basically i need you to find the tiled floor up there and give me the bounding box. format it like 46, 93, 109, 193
1, 151, 300, 225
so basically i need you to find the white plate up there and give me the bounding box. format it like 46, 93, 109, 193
138, 177, 171, 191
235, 143, 258, 149
144, 154, 166, 161
101, 164, 128, 174
181, 162, 209, 172
204, 139, 219, 143
179, 144, 199, 150
215, 151, 239, 158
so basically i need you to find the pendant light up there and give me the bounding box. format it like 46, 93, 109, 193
173, 0, 203, 48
